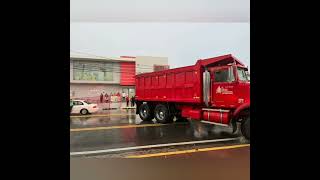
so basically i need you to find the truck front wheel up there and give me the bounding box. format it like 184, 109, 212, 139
241, 116, 250, 140
154, 104, 173, 124
139, 103, 154, 121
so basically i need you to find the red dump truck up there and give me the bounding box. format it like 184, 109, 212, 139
135, 54, 250, 139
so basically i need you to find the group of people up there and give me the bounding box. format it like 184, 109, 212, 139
99, 91, 136, 107
126, 95, 135, 107
100, 92, 121, 103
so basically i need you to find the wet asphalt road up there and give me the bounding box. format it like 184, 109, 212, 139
70, 109, 248, 158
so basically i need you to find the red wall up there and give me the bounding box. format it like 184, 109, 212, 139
120, 62, 136, 86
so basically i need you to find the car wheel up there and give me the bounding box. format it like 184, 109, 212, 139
80, 109, 89, 115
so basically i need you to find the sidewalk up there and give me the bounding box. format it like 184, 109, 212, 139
97, 102, 136, 112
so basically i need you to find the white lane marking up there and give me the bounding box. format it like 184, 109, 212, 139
70, 137, 239, 156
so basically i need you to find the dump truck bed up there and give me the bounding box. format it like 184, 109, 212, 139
135, 64, 202, 104
135, 54, 243, 104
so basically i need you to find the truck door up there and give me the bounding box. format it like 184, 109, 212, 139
211, 66, 237, 108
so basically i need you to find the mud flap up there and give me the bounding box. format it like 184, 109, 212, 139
231, 119, 238, 134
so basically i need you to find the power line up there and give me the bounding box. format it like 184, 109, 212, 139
71, 68, 156, 75
71, 63, 164, 73
70, 50, 118, 61
72, 66, 154, 73
70, 50, 169, 75
70, 50, 169, 68
72, 60, 162, 68
71, 62, 164, 72
72, 64, 155, 70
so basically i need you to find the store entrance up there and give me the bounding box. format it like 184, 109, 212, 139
121, 87, 135, 101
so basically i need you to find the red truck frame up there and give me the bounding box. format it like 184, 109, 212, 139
135, 54, 250, 139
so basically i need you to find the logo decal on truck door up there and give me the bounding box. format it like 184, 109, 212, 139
216, 86, 222, 94
216, 86, 233, 95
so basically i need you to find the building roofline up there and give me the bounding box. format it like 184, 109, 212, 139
70, 56, 136, 62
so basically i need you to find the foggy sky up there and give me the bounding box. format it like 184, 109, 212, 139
71, 22, 250, 69
71, 0, 250, 22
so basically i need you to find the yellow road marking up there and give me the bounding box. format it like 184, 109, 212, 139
70, 123, 169, 132
125, 144, 250, 158
70, 114, 132, 118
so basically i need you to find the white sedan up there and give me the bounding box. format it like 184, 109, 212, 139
70, 100, 99, 115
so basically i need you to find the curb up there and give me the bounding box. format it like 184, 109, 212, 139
102, 108, 117, 110
121, 107, 136, 109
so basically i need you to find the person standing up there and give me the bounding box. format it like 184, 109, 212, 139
131, 96, 135, 107
100, 93, 104, 103
117, 92, 121, 102
126, 96, 130, 107
105, 93, 109, 103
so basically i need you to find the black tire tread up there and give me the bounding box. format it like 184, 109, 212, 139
139, 104, 154, 121
241, 116, 250, 140
154, 104, 173, 124
80, 109, 88, 115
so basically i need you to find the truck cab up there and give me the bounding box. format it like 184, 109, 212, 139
202, 61, 250, 139
208, 64, 250, 109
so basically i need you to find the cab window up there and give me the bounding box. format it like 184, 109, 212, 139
237, 67, 249, 81
214, 67, 235, 82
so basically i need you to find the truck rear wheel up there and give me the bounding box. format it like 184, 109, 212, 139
139, 103, 154, 121
241, 116, 250, 140
154, 104, 173, 124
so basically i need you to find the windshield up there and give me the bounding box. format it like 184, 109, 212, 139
237, 67, 250, 81
246, 71, 250, 81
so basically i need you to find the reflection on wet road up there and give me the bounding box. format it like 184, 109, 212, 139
70, 110, 138, 129
70, 109, 245, 156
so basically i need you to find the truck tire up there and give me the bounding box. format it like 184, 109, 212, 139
241, 116, 250, 140
154, 104, 173, 124
139, 103, 154, 121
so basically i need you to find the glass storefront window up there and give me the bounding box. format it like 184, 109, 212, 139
73, 61, 114, 81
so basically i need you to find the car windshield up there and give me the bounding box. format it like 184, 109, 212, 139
237, 67, 250, 81
84, 101, 91, 104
